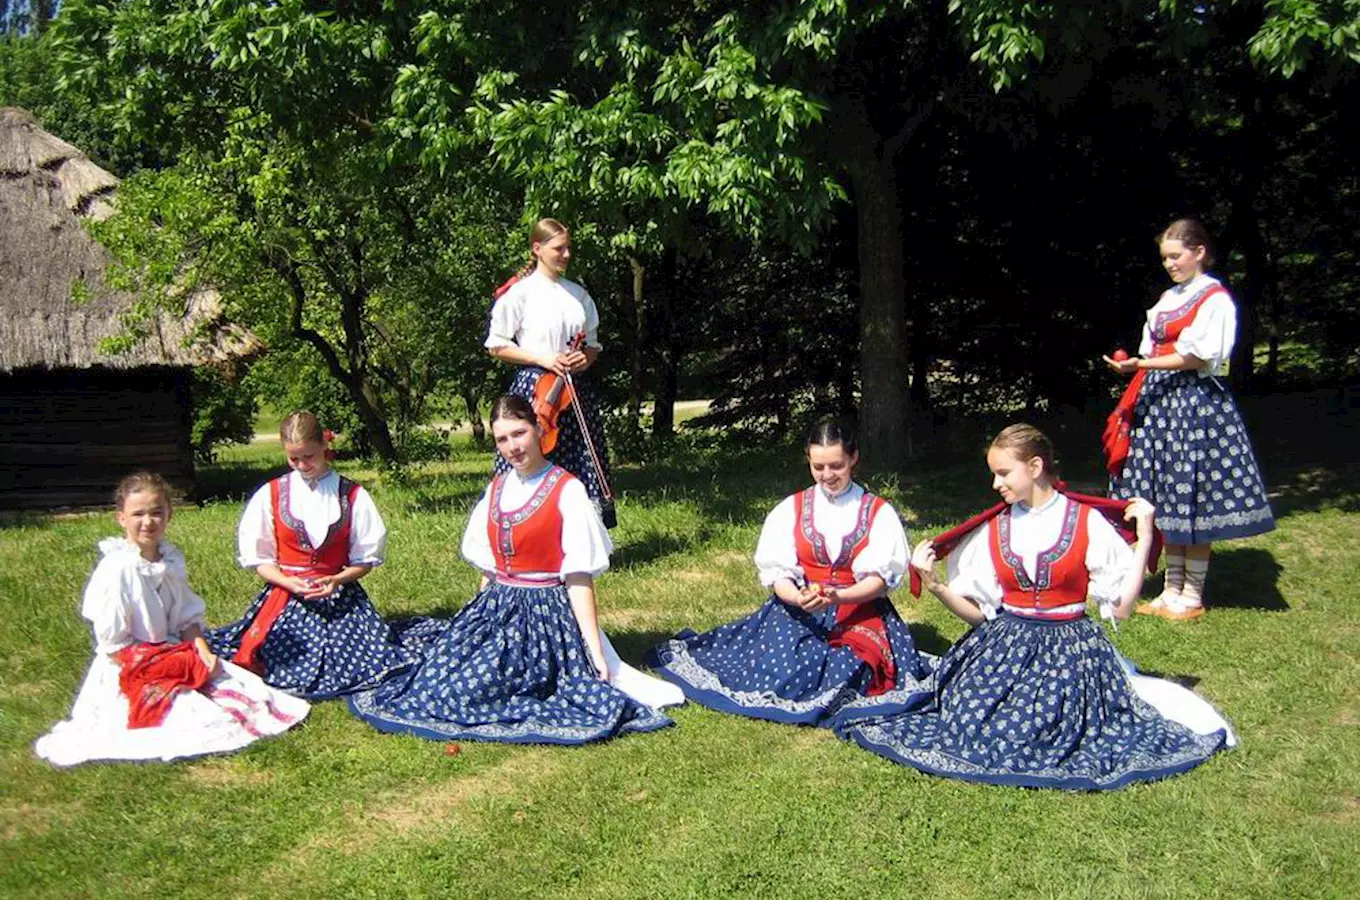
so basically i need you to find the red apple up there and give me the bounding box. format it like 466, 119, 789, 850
1112, 348, 1130, 362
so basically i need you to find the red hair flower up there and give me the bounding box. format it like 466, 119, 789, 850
323, 429, 336, 459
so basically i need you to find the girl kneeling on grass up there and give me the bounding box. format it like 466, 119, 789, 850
35, 472, 308, 767
347, 395, 680, 746
841, 425, 1235, 791
647, 420, 935, 728
208, 411, 442, 700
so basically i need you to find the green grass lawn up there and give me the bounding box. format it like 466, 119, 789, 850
2, 391, 1358, 899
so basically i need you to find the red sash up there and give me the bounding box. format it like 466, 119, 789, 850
493, 274, 521, 299
233, 475, 360, 674
793, 488, 898, 696
115, 641, 211, 729
1102, 283, 1227, 475
908, 489, 1162, 597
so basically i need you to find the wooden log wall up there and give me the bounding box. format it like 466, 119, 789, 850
0, 367, 195, 509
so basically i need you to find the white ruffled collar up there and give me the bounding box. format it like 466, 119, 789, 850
97, 536, 184, 574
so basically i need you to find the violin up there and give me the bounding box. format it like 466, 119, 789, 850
531, 332, 583, 455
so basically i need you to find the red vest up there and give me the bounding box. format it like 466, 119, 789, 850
271, 474, 359, 577
988, 500, 1092, 620
1149, 281, 1227, 355
487, 466, 573, 577
792, 487, 886, 586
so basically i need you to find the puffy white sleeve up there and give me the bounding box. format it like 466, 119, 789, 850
945, 527, 1002, 618
1175, 291, 1237, 373
1137, 316, 1154, 357
754, 496, 803, 588
1084, 509, 1134, 615
484, 288, 524, 350
236, 483, 277, 569
348, 487, 387, 567
460, 486, 496, 573
581, 289, 602, 350
559, 478, 612, 577
853, 502, 910, 591
81, 556, 135, 655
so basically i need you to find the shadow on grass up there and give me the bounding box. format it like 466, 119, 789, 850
1208, 546, 1288, 611
611, 528, 719, 569
605, 629, 681, 666
904, 620, 955, 658
194, 460, 284, 504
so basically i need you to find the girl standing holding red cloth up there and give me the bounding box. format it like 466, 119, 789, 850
841, 425, 1234, 790
207, 412, 441, 699
35, 472, 307, 767
1102, 219, 1275, 620
648, 420, 935, 728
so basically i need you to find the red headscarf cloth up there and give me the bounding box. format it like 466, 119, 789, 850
908, 488, 1163, 597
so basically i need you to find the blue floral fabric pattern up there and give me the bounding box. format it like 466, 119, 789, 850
496, 366, 616, 527
347, 580, 672, 745
1110, 370, 1274, 544
647, 597, 935, 728
840, 613, 1229, 790
207, 583, 443, 700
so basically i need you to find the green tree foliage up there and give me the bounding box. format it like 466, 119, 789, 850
49, 1, 524, 463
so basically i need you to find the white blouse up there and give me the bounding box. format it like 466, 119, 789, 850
1137, 273, 1237, 377
82, 538, 208, 655
484, 269, 603, 356
946, 494, 1131, 619
237, 470, 387, 569
461, 466, 612, 579
753, 483, 911, 591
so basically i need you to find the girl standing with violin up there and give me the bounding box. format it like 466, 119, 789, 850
486, 218, 617, 528
1101, 219, 1275, 621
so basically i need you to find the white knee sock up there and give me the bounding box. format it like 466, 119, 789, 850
1180, 555, 1210, 608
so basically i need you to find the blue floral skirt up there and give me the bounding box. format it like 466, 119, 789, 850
1110, 370, 1275, 544
207, 583, 444, 701
497, 366, 616, 527
646, 596, 935, 728
840, 613, 1229, 790
346, 580, 672, 745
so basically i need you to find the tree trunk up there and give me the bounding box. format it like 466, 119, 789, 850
625, 255, 648, 428
845, 142, 910, 469
650, 250, 680, 438
461, 385, 486, 443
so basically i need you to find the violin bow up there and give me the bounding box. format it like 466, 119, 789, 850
563, 336, 615, 503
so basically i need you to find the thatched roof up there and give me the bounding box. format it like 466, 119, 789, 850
0, 107, 260, 373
